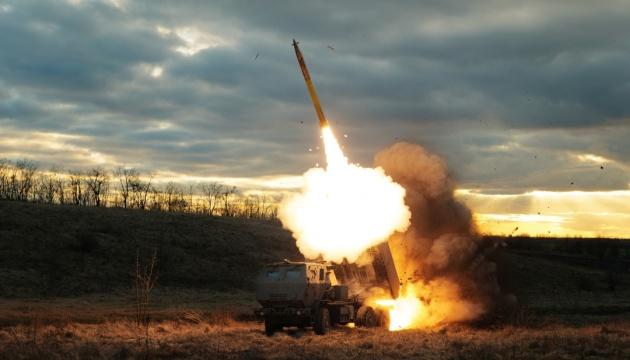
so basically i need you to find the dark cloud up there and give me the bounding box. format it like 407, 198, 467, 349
0, 0, 628, 192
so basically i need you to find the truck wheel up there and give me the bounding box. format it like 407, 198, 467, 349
314, 308, 330, 335
264, 317, 278, 336
356, 306, 378, 327
377, 309, 390, 329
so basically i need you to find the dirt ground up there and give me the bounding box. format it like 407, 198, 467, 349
1, 287, 630, 359
1, 317, 630, 360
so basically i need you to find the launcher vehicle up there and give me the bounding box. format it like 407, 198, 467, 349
255, 242, 401, 335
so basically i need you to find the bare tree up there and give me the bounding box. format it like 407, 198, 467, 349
164, 182, 188, 212
0, 159, 9, 199
200, 182, 223, 215
148, 187, 164, 211
241, 195, 255, 218
54, 172, 66, 205
116, 167, 139, 208
68, 170, 87, 206
131, 173, 153, 210
186, 184, 195, 213
259, 194, 272, 219
164, 182, 176, 212
166, 183, 188, 212
8, 160, 37, 201
34, 171, 58, 204
221, 186, 238, 217
116, 168, 153, 209
135, 248, 158, 357
85, 167, 109, 207
20, 160, 37, 201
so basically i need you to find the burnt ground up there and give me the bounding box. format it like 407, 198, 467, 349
1, 200, 630, 359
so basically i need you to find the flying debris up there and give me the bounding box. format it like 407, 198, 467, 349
600, 165, 604, 170
254, 52, 259, 60
292, 39, 328, 128
327, 45, 335, 51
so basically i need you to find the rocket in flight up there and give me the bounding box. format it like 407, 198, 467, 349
292, 39, 329, 129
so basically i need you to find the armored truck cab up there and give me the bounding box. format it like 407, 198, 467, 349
255, 242, 399, 335
256, 262, 330, 311
256, 261, 356, 335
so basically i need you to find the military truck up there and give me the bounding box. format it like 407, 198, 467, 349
255, 242, 401, 335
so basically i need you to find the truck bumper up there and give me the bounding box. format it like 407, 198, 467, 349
257, 307, 311, 326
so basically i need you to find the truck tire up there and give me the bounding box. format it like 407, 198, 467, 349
356, 306, 378, 327
264, 317, 278, 336
377, 308, 390, 329
314, 308, 330, 335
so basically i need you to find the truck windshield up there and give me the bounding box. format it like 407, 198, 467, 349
264, 266, 305, 281
266, 270, 282, 280
285, 269, 303, 280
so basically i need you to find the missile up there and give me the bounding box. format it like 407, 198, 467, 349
292, 39, 329, 128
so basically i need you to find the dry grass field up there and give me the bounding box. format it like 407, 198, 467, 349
1, 313, 629, 359
2, 201, 630, 359
1, 287, 629, 359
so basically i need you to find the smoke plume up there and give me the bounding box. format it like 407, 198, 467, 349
375, 142, 510, 325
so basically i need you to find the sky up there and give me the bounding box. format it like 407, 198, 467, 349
1, 0, 629, 237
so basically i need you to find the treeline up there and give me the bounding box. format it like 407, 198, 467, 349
503, 235, 630, 259
0, 159, 278, 220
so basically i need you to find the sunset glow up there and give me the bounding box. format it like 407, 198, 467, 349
459, 189, 630, 237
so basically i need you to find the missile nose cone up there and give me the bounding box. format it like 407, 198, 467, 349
292, 39, 329, 129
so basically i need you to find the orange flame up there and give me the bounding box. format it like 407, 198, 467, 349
373, 280, 487, 331
375, 286, 425, 331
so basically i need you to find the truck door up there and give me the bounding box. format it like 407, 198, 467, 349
306, 265, 318, 305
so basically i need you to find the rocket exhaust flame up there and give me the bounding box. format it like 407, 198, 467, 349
278, 125, 410, 263
280, 40, 410, 263
375, 286, 425, 331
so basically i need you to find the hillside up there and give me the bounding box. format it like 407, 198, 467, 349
2, 199, 630, 311
0, 200, 301, 297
